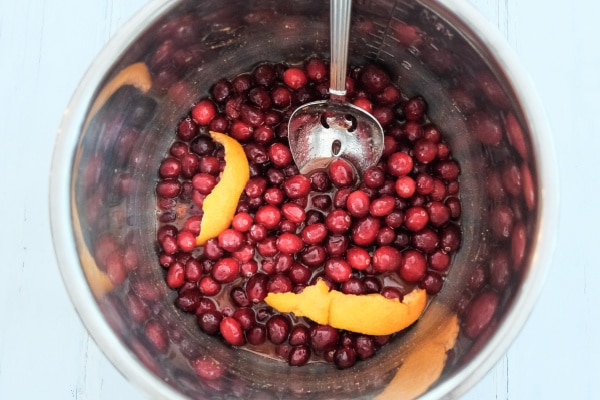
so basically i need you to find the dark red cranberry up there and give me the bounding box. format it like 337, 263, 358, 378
266, 315, 291, 345
419, 271, 444, 294
340, 277, 366, 295
197, 310, 223, 335
403, 96, 427, 121
439, 224, 461, 252
289, 345, 311, 366
310, 324, 339, 352
300, 245, 327, 268
359, 64, 390, 94
246, 273, 268, 303
247, 325, 267, 345
334, 346, 357, 369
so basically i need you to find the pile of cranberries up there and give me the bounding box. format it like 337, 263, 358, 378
155, 58, 462, 369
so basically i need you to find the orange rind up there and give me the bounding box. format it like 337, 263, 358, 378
196, 131, 250, 246
264, 280, 427, 336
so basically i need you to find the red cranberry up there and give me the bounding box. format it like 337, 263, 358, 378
309, 170, 332, 192
346, 190, 371, 218
324, 258, 353, 282
283, 67, 308, 89
283, 174, 311, 199
411, 228, 439, 254
254, 205, 282, 230
324, 234, 349, 256
159, 157, 182, 178
191, 99, 216, 125
372, 246, 402, 273
289, 263, 311, 285
301, 223, 328, 245
198, 276, 221, 296
351, 216, 380, 246
310, 324, 339, 352
325, 209, 352, 234
346, 247, 371, 270
156, 179, 181, 198
369, 195, 395, 217
399, 249, 426, 282
220, 317, 245, 346
276, 232, 304, 254
404, 206, 429, 231
429, 249, 451, 271
355, 335, 376, 360
328, 158, 355, 188
363, 166, 385, 189
387, 152, 413, 177
211, 258, 239, 283
439, 224, 462, 252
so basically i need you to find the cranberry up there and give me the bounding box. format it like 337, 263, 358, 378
324, 258, 353, 282
288, 345, 311, 366
403, 96, 427, 121
283, 174, 311, 199
283, 67, 308, 89
387, 152, 413, 177
439, 224, 462, 252
363, 166, 385, 189
334, 346, 357, 369
411, 228, 439, 254
211, 258, 239, 283
271, 86, 292, 109
372, 246, 402, 273
419, 271, 444, 294
351, 216, 380, 246
428, 249, 451, 271
156, 179, 181, 198
300, 245, 327, 268
276, 232, 304, 254
399, 249, 426, 282
328, 158, 355, 187
355, 336, 376, 360
197, 310, 223, 335
346, 247, 371, 270
309, 170, 332, 192
346, 190, 371, 218
369, 195, 396, 217
359, 64, 390, 94
324, 234, 349, 256
268, 142, 292, 167
246, 273, 268, 303
310, 324, 339, 352
159, 157, 182, 179
325, 209, 352, 234
403, 206, 428, 232
220, 317, 245, 346
191, 99, 216, 125
254, 205, 282, 230
266, 315, 291, 345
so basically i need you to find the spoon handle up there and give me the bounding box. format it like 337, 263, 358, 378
329, 0, 352, 98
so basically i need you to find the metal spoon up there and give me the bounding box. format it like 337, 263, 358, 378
288, 0, 384, 176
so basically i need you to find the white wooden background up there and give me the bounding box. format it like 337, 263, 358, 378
1, 0, 598, 398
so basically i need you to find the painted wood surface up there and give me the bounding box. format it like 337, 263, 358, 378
1, 0, 598, 398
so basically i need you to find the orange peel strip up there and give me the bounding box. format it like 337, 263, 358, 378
264, 280, 427, 336
196, 131, 250, 246
375, 311, 460, 400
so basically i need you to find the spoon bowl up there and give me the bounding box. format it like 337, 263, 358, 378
287, 0, 384, 176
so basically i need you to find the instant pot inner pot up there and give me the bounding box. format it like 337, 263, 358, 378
71, 0, 539, 398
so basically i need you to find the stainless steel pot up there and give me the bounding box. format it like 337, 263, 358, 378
50, 0, 558, 398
